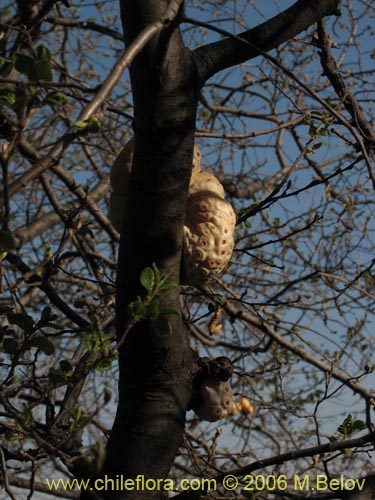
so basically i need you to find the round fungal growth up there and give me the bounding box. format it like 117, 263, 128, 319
182, 191, 236, 285
188, 171, 225, 198
239, 396, 254, 415
108, 139, 236, 284
192, 377, 234, 422
231, 397, 254, 416
230, 402, 241, 416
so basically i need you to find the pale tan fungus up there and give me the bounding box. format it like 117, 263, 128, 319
192, 377, 234, 422
188, 171, 225, 198
239, 396, 254, 414
182, 184, 236, 285
109, 141, 236, 284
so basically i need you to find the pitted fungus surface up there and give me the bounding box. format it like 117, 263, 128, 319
192, 377, 234, 422
109, 141, 236, 284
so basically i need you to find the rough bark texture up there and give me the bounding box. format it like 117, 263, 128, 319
81, 1, 341, 498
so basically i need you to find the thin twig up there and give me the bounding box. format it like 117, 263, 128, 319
186, 16, 374, 180
0, 447, 18, 500
216, 432, 375, 481
6, 5, 181, 199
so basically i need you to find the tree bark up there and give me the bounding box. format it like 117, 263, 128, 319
193, 0, 340, 83
81, 2, 198, 499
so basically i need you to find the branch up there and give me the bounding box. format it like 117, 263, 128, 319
219, 297, 374, 401
175, 434, 375, 499
89, 3, 196, 497
316, 20, 375, 150
191, 0, 340, 83
5, 252, 90, 328
5, 1, 186, 201
189, 10, 374, 182
10, 136, 119, 241
14, 180, 110, 248
0, 447, 17, 500
4, 20, 168, 199
6, 473, 79, 499
162, 0, 184, 24
216, 432, 375, 481
16, 0, 60, 33
45, 16, 124, 41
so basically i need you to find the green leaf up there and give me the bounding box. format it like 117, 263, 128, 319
0, 229, 16, 251
29, 334, 56, 355
40, 306, 52, 324
45, 91, 66, 106
29, 45, 52, 81
74, 120, 89, 132
158, 280, 177, 293
151, 316, 172, 336
70, 406, 90, 430
352, 419, 366, 432
22, 404, 34, 426
337, 414, 363, 437
14, 52, 35, 76
82, 334, 92, 351
86, 115, 101, 133
2, 337, 19, 355
59, 359, 73, 373
212, 294, 227, 306
39, 306, 58, 326
49, 367, 66, 383
147, 299, 160, 318
73, 116, 101, 135
308, 125, 316, 137
0, 87, 16, 108
35, 45, 52, 62
30, 59, 52, 81
337, 414, 352, 435
140, 266, 156, 295
127, 297, 147, 320
7, 312, 34, 332
160, 307, 180, 317
151, 262, 161, 282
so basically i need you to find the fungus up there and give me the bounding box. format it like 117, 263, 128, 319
182, 190, 236, 285
231, 396, 254, 416
109, 140, 236, 284
191, 377, 234, 422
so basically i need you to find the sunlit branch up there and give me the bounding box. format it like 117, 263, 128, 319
316, 20, 375, 150
219, 298, 373, 401
5, 3, 182, 199
217, 432, 375, 481
45, 16, 124, 41
191, 0, 340, 82
188, 9, 374, 179
5, 252, 90, 328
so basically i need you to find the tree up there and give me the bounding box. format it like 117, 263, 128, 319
0, 1, 374, 499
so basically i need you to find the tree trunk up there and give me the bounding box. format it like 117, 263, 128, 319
81, 1, 198, 499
